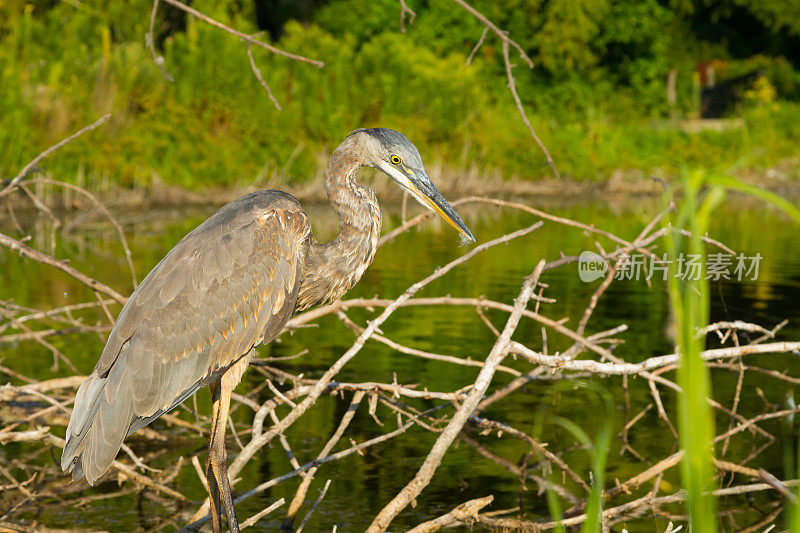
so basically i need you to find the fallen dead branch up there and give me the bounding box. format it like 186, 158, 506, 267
367, 259, 546, 531
0, 231, 126, 305
1, 146, 797, 531
406, 495, 494, 532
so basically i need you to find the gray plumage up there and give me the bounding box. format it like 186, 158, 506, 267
61, 128, 474, 532
62, 191, 308, 482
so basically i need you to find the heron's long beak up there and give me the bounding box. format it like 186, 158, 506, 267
406, 174, 475, 244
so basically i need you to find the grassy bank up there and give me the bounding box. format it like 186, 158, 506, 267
2, 1, 799, 195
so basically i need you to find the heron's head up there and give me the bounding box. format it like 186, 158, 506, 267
354, 127, 475, 244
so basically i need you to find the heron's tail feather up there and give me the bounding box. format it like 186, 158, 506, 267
61, 350, 133, 485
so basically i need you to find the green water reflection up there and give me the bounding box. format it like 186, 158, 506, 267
1, 195, 799, 531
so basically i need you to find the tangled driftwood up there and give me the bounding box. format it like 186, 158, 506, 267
2, 116, 799, 532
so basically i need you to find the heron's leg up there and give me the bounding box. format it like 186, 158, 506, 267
206, 379, 224, 533
207, 376, 240, 532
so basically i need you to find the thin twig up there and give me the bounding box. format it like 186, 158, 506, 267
247, 42, 282, 110
2, 114, 111, 195
367, 260, 546, 532
451, 0, 532, 67
295, 479, 331, 533
27, 178, 138, 289
240, 498, 285, 529
147, 0, 174, 82
0, 231, 127, 305
397, 0, 417, 32
501, 40, 559, 178
465, 27, 488, 66
159, 0, 324, 67
286, 391, 365, 523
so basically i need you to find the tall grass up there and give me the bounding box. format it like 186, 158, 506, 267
664, 170, 721, 531
665, 170, 800, 530
528, 171, 800, 531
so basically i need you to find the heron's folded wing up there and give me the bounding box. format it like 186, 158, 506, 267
62, 192, 310, 483
124, 194, 310, 418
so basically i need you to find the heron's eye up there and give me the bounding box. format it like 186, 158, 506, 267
390, 155, 402, 165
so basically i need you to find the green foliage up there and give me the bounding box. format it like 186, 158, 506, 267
536, 0, 609, 74
595, 0, 673, 110
664, 171, 800, 530
0, 0, 799, 190
664, 170, 720, 531
728, 55, 800, 99
731, 0, 800, 36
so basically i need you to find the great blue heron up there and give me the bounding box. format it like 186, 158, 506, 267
61, 128, 474, 532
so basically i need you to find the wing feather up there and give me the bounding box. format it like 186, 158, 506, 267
62, 191, 310, 484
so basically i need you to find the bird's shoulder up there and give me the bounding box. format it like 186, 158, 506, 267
191, 189, 309, 242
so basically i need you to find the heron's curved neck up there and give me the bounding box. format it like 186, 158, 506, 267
296, 139, 381, 311
325, 141, 379, 240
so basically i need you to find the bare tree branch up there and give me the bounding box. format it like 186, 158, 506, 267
451, 0, 559, 177
147, 0, 174, 82
158, 0, 324, 68
247, 42, 282, 110
397, 0, 417, 33
366, 260, 546, 532
0, 231, 127, 305
1, 114, 111, 196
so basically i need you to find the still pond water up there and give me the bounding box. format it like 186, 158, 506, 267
2, 193, 800, 531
